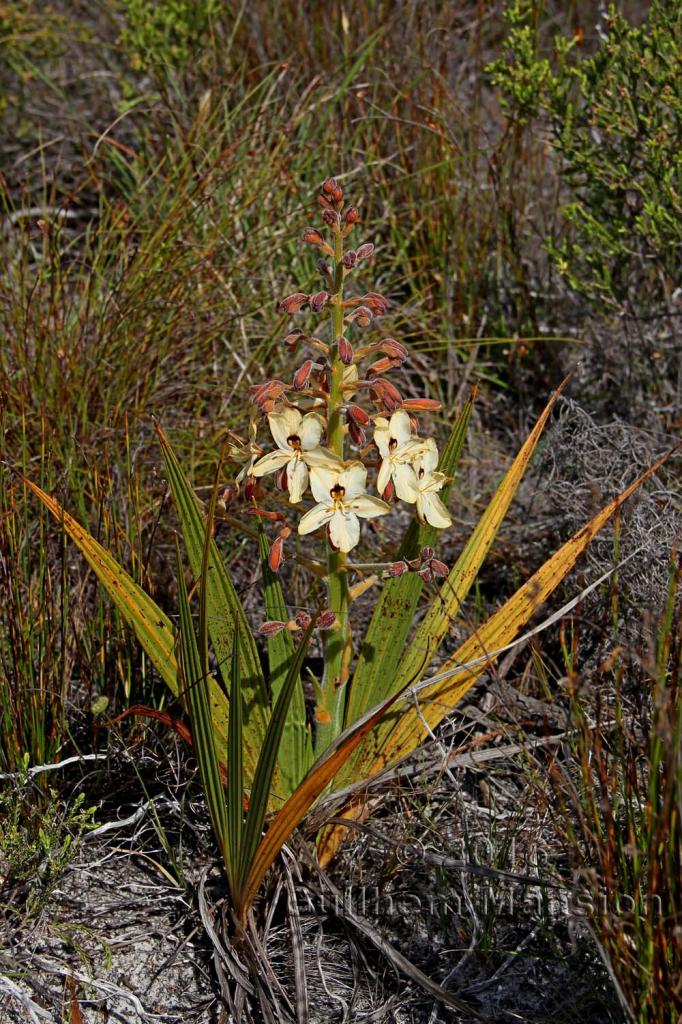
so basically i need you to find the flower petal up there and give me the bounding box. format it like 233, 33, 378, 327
251, 450, 290, 477
377, 458, 392, 495
304, 446, 343, 469
309, 463, 342, 503
416, 491, 452, 529
420, 470, 448, 494
339, 462, 367, 500
299, 412, 324, 450
393, 461, 419, 503
349, 495, 390, 520
298, 503, 334, 535
373, 417, 390, 458
389, 409, 412, 448
269, 408, 302, 452
286, 457, 308, 504
415, 438, 439, 475
329, 508, 360, 552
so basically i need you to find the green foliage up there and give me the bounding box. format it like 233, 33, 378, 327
0, 760, 97, 914
489, 0, 682, 309
118, 0, 219, 71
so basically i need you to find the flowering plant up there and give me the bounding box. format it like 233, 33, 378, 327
24, 177, 673, 923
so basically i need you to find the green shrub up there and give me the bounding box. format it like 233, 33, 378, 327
488, 0, 682, 311
118, 0, 219, 72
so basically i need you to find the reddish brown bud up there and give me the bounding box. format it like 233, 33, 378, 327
370, 378, 404, 412
284, 328, 304, 353
431, 559, 449, 578
382, 479, 395, 502
367, 356, 402, 377
406, 557, 422, 570
421, 546, 435, 560
317, 610, 338, 630
295, 610, 312, 630
268, 535, 285, 572
332, 186, 344, 205
302, 228, 324, 246
322, 209, 340, 227
362, 292, 389, 316
338, 335, 354, 365
317, 193, 333, 210
418, 566, 435, 583
247, 508, 285, 522
400, 398, 443, 413
278, 292, 309, 315
346, 305, 373, 328
386, 560, 409, 577
250, 379, 289, 411
343, 251, 357, 269
347, 419, 365, 446
293, 359, 314, 390
344, 205, 359, 226
374, 338, 409, 361
310, 291, 329, 313
244, 477, 264, 502
321, 177, 337, 195
259, 620, 286, 636
356, 242, 375, 261
347, 403, 370, 427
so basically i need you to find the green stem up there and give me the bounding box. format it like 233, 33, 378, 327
315, 229, 351, 756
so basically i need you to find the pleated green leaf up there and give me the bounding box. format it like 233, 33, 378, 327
155, 423, 274, 795
258, 525, 312, 793
176, 540, 231, 882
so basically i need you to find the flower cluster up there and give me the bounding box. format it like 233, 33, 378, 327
233, 177, 452, 557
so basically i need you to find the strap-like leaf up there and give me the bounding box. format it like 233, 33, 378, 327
155, 423, 273, 793
227, 634, 244, 887
258, 525, 313, 793
237, 619, 316, 899
176, 541, 231, 882
22, 475, 230, 760
344, 390, 476, 728
363, 444, 681, 776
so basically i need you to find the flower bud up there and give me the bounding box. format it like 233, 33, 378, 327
431, 559, 449, 578
278, 292, 309, 315
317, 609, 338, 630
338, 336, 354, 365
302, 227, 324, 246
310, 291, 329, 313
321, 177, 337, 195
374, 338, 408, 361
250, 379, 288, 410
347, 403, 370, 427
421, 546, 435, 560
400, 398, 443, 412
268, 534, 285, 572
362, 292, 389, 316
370, 378, 404, 412
259, 620, 286, 636
346, 305, 373, 328
367, 356, 402, 377
293, 359, 314, 390
344, 205, 359, 226
332, 186, 344, 206
356, 242, 375, 261
418, 566, 435, 583
244, 477, 264, 502
295, 610, 312, 630
284, 328, 304, 353
347, 419, 365, 446
322, 209, 340, 228
386, 560, 409, 577
343, 251, 358, 269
